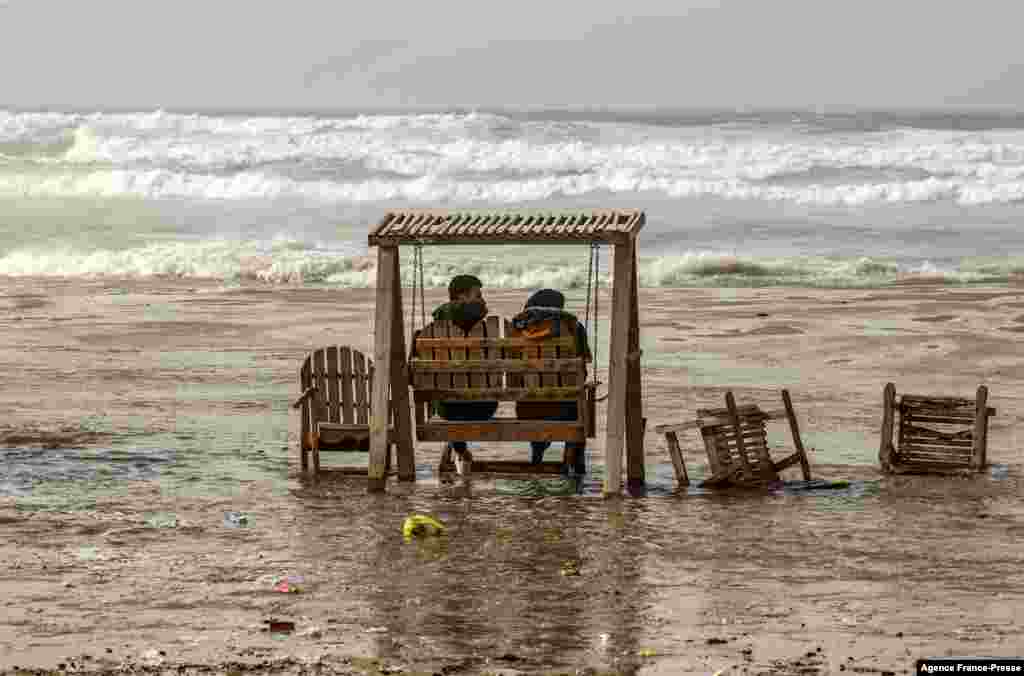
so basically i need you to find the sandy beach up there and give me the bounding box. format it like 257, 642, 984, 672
2, 278, 1023, 675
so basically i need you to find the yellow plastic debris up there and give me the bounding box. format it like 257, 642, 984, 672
638, 648, 657, 658
560, 559, 581, 576
402, 514, 447, 540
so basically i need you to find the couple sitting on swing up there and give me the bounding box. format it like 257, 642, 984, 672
431, 274, 590, 476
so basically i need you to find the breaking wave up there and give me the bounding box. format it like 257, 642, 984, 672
1, 108, 1023, 206
1, 240, 1020, 288
1, 166, 1023, 206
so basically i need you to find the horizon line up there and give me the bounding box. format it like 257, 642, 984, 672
2, 102, 1024, 117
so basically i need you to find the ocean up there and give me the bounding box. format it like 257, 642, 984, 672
2, 107, 1023, 289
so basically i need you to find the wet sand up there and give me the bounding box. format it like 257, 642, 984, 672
2, 278, 1023, 675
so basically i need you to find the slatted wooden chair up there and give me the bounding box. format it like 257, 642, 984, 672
878, 383, 995, 475
292, 346, 395, 476
410, 315, 596, 474
654, 389, 812, 487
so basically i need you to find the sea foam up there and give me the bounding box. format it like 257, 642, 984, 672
2, 109, 1023, 206
1, 239, 1018, 288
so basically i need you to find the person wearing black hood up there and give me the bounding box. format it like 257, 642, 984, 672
428, 274, 498, 461
512, 288, 590, 475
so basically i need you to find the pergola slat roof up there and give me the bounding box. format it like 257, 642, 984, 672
368, 209, 644, 245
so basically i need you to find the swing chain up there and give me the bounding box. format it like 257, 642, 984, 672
408, 243, 427, 350
408, 245, 417, 349
588, 242, 600, 387
584, 242, 594, 333
417, 242, 425, 329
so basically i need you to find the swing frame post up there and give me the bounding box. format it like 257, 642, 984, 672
366, 209, 645, 494
367, 244, 415, 491
625, 244, 645, 492
605, 233, 643, 496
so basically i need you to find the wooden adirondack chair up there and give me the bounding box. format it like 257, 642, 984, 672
879, 383, 995, 474
292, 345, 395, 476
654, 389, 812, 487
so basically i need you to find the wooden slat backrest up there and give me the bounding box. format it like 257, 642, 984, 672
466, 320, 485, 388
485, 316, 500, 387
555, 318, 577, 388
299, 356, 312, 444
300, 346, 377, 427
897, 395, 978, 465
699, 428, 723, 476
326, 346, 340, 424
339, 346, 354, 424
506, 317, 579, 389
411, 316, 582, 402
525, 336, 544, 388
413, 322, 438, 390
697, 404, 772, 477
313, 348, 328, 424
462, 318, 501, 387
450, 320, 468, 389
353, 349, 368, 425
414, 318, 507, 392
707, 421, 770, 470
434, 320, 456, 391
540, 322, 560, 389
503, 319, 525, 389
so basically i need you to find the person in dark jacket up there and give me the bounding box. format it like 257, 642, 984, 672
429, 274, 498, 460
512, 288, 590, 475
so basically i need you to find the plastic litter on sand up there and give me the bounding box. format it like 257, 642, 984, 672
402, 514, 446, 540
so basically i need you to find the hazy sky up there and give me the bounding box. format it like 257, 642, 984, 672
1, 0, 1021, 110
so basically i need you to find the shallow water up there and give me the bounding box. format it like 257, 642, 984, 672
295, 469, 1023, 668
5, 463, 1021, 674
2, 279, 1024, 673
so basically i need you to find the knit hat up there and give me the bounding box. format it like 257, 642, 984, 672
525, 288, 565, 309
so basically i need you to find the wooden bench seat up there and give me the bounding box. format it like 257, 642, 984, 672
410, 315, 595, 474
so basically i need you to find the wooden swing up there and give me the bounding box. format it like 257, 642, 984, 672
365, 209, 647, 495
416, 316, 595, 473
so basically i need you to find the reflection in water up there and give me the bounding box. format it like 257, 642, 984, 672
289, 473, 651, 672
277, 464, 1023, 672
583, 500, 645, 669
370, 480, 601, 669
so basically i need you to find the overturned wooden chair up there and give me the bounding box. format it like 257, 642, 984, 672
292, 346, 396, 476
654, 389, 812, 487
410, 316, 597, 475
878, 383, 995, 475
